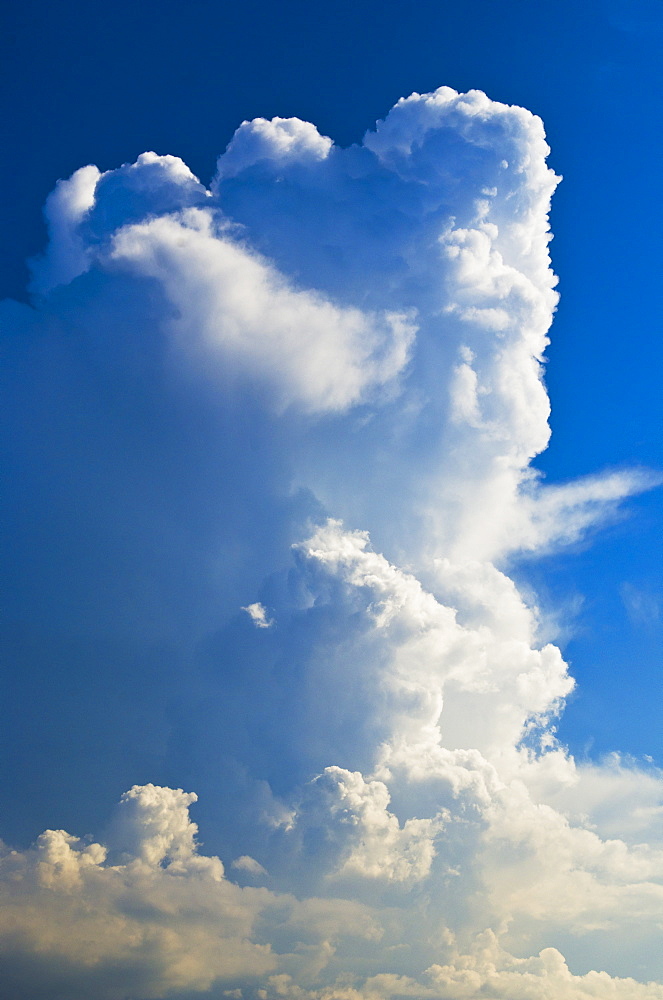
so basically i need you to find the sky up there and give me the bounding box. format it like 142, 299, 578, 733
1, 2, 662, 999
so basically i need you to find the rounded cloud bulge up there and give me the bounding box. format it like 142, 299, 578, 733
2, 87, 662, 1000
30, 137, 415, 417
214, 115, 334, 180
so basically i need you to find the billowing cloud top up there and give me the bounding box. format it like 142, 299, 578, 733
1, 87, 662, 1000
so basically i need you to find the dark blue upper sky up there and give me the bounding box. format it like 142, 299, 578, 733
2, 0, 661, 839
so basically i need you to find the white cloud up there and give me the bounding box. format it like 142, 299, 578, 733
214, 116, 333, 181
621, 582, 661, 627
2, 85, 662, 1000
426, 932, 663, 1000
295, 519, 573, 757
232, 854, 268, 875
0, 786, 273, 999
294, 766, 443, 884
109, 207, 415, 414
106, 783, 203, 866
31, 151, 208, 296
0, 785, 385, 1000
30, 163, 101, 294
243, 602, 274, 628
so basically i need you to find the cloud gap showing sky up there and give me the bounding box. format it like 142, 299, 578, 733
1, 86, 662, 999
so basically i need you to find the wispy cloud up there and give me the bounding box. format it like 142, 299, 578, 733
621, 582, 661, 627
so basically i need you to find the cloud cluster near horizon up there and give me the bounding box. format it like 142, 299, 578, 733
2, 87, 662, 999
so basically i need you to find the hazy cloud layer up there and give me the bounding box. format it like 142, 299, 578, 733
2, 87, 661, 999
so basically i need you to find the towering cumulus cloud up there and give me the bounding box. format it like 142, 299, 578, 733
1, 88, 662, 999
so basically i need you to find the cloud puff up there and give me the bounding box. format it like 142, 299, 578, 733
293, 519, 573, 758
293, 765, 443, 884
0, 784, 384, 1000
2, 86, 662, 1000
110, 208, 415, 414
243, 602, 274, 628
215, 116, 333, 180
231, 854, 268, 876
0, 785, 271, 999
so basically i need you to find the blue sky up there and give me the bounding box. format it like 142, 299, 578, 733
1, 2, 662, 999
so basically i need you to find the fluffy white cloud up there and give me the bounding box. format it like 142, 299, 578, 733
231, 854, 268, 875
31, 163, 101, 294
294, 765, 443, 884
0, 784, 387, 1000
22, 86, 651, 558
2, 85, 661, 1000
243, 602, 274, 628
109, 207, 415, 413
295, 519, 573, 757
31, 152, 208, 295
0, 785, 272, 999
425, 933, 663, 1000
214, 116, 333, 180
